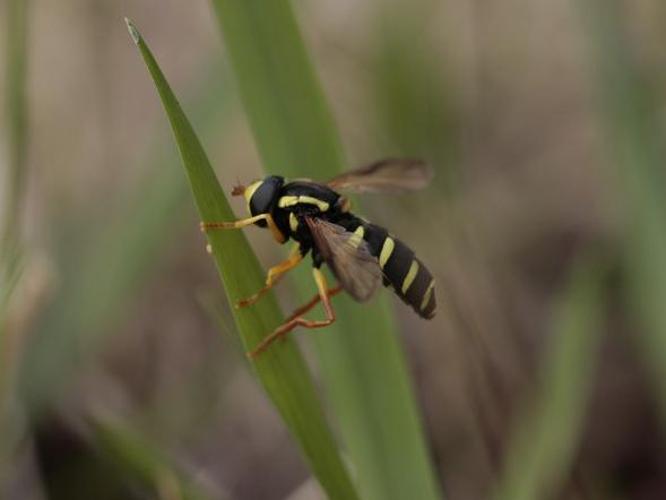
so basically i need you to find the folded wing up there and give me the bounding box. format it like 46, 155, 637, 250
305, 217, 382, 302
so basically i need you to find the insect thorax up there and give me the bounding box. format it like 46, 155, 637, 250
271, 181, 346, 244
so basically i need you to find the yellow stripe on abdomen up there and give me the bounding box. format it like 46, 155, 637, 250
349, 225, 365, 248
379, 238, 395, 268
401, 260, 419, 294
420, 280, 435, 312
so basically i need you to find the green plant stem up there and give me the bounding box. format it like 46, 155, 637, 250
210, 2, 442, 499
3, 0, 29, 247
373, 0, 459, 192
90, 418, 213, 500
126, 20, 359, 500
0, 247, 23, 494
494, 258, 605, 500
1, 0, 29, 493
579, 0, 666, 424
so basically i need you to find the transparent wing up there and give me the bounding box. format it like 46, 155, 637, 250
305, 217, 382, 302
326, 158, 433, 193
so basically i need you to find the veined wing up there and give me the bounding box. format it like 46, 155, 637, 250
305, 217, 382, 302
326, 158, 433, 194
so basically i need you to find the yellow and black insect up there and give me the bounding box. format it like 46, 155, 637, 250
201, 158, 436, 357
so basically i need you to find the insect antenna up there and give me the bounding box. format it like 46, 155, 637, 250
231, 180, 246, 196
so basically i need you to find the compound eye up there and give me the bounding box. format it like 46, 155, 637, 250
244, 175, 284, 218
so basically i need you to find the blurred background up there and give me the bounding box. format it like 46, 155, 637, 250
1, 0, 666, 499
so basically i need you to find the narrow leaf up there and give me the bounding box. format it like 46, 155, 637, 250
2, 0, 29, 245
126, 19, 359, 500
494, 259, 605, 500
579, 0, 666, 424
90, 418, 212, 500
210, 2, 442, 499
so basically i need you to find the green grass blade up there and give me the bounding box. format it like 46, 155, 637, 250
210, 2, 442, 499
3, 0, 29, 246
209, 2, 344, 173
90, 418, 213, 500
1, 0, 29, 489
1, 0, 29, 362
0, 248, 23, 391
579, 0, 666, 424
373, 1, 459, 191
125, 20, 359, 500
0, 246, 23, 487
494, 259, 605, 500
1, 0, 29, 408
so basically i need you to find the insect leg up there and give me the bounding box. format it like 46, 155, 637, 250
236, 245, 303, 308
200, 213, 285, 243
284, 285, 343, 322
247, 268, 336, 358
200, 213, 268, 231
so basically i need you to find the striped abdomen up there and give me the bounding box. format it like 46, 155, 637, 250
343, 217, 436, 319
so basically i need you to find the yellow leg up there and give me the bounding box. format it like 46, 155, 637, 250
236, 246, 303, 308
200, 213, 286, 243
247, 268, 336, 358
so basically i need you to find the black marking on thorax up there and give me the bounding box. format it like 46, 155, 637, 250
272, 181, 344, 247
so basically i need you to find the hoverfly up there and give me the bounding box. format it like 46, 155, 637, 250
201, 158, 436, 358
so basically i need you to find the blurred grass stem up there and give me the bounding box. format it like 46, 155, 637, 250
210, 1, 442, 498
494, 258, 605, 500
1, 0, 29, 493
90, 417, 212, 500
579, 0, 666, 425
3, 0, 29, 247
